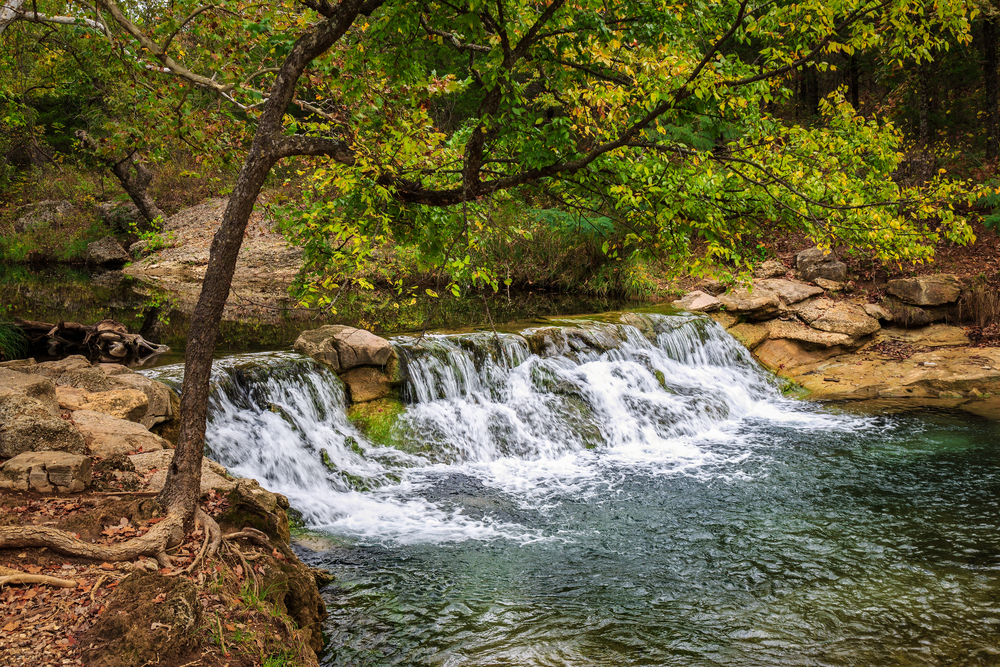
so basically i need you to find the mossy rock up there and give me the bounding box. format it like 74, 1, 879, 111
347, 397, 406, 448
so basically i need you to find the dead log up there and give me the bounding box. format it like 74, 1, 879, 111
12, 318, 168, 365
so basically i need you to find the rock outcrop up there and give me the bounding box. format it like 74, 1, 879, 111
887, 274, 963, 306
13, 200, 73, 233
795, 247, 848, 283
295, 325, 401, 405
86, 236, 131, 266
0, 451, 91, 493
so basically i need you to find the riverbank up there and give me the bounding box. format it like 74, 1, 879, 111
0, 356, 326, 666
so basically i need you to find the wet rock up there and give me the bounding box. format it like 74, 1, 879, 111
887, 274, 962, 306
294, 325, 395, 372
728, 323, 769, 350
0, 451, 91, 493
753, 259, 787, 279
13, 200, 73, 233
130, 449, 235, 495
765, 320, 857, 347
754, 279, 823, 305
523, 326, 621, 357
795, 247, 848, 283
708, 311, 738, 329
340, 366, 393, 403
80, 572, 201, 667
0, 394, 86, 458
674, 290, 721, 312
717, 288, 781, 320
807, 302, 880, 338
72, 410, 168, 457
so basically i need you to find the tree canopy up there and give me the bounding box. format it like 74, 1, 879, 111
0, 0, 987, 542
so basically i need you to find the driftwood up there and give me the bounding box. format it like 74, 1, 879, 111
13, 318, 168, 365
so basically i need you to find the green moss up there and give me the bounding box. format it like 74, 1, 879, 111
347, 397, 406, 447
653, 369, 667, 390
780, 379, 809, 398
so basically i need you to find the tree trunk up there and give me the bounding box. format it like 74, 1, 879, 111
849, 53, 860, 110
984, 16, 999, 159
110, 151, 165, 223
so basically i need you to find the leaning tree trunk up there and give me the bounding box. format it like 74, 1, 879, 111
111, 151, 165, 223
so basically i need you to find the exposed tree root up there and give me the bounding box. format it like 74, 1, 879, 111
0, 573, 78, 588
0, 509, 185, 562
171, 508, 221, 576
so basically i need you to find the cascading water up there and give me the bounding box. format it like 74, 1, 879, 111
144, 313, 1000, 666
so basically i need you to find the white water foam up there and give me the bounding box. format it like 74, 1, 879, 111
143, 314, 868, 544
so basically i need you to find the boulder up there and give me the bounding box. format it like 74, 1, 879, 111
0, 367, 58, 413
795, 247, 848, 283
13, 200, 73, 233
0, 451, 91, 493
880, 297, 951, 327
674, 290, 721, 312
25, 355, 92, 378
753, 259, 787, 279
86, 235, 130, 266
728, 323, 769, 350
886, 274, 962, 306
77, 388, 149, 422
694, 278, 727, 295
96, 200, 141, 231
754, 279, 823, 305
340, 366, 393, 403
131, 450, 235, 496
56, 367, 121, 392
765, 320, 857, 348
717, 288, 781, 320
113, 373, 176, 428
807, 302, 880, 338
0, 394, 86, 458
72, 410, 168, 457
294, 325, 395, 372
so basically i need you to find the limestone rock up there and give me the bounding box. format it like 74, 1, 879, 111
131, 450, 235, 495
754, 279, 823, 305
886, 274, 962, 306
728, 323, 769, 350
113, 373, 175, 427
753, 338, 848, 371
523, 326, 622, 358
340, 366, 393, 403
294, 325, 395, 372
96, 200, 141, 231
881, 297, 951, 327
56, 367, 120, 392
765, 320, 857, 348
718, 288, 781, 320
807, 302, 880, 338
13, 200, 73, 233
708, 311, 738, 329
25, 355, 92, 378
0, 394, 86, 458
874, 325, 970, 348
72, 410, 168, 457
795, 247, 848, 283
0, 451, 91, 493
0, 367, 58, 414
86, 235, 130, 266
753, 259, 787, 279
675, 290, 721, 312
863, 303, 894, 322
814, 278, 844, 291
77, 388, 149, 422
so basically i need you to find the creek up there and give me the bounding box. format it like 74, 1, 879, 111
140, 312, 1000, 666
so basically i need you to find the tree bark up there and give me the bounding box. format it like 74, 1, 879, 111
110, 152, 165, 223
159, 1, 373, 523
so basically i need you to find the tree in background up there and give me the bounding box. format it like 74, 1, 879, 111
0, 0, 982, 562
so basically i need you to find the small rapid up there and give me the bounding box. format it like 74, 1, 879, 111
143, 313, 858, 543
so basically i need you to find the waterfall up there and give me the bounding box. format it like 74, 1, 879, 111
143, 314, 840, 543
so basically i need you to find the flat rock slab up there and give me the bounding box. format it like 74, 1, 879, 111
807, 302, 879, 338
873, 324, 970, 348
718, 289, 780, 319
0, 451, 91, 493
754, 338, 848, 370
754, 279, 823, 305
778, 347, 1000, 400
887, 274, 962, 306
130, 450, 235, 495
72, 410, 168, 457
765, 320, 855, 347
675, 290, 721, 312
